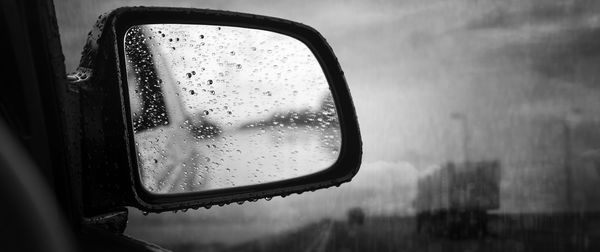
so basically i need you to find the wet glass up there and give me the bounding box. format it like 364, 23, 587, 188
124, 24, 341, 194
55, 1, 600, 251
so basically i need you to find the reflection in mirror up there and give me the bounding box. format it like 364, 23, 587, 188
124, 24, 341, 194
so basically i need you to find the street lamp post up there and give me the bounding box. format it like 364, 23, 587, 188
562, 119, 573, 212
451, 112, 469, 163
562, 108, 582, 212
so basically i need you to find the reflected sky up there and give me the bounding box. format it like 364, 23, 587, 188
138, 24, 329, 129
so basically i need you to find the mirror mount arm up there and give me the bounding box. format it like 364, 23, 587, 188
73, 9, 141, 217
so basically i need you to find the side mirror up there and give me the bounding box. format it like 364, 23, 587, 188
72, 7, 361, 213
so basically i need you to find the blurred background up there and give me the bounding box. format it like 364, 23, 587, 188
55, 0, 600, 251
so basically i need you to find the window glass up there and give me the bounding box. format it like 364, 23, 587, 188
55, 0, 600, 251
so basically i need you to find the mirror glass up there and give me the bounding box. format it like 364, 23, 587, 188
123, 24, 341, 194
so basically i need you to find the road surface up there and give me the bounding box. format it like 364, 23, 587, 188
220, 214, 600, 252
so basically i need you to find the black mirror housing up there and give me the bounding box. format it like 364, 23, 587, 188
72, 7, 362, 214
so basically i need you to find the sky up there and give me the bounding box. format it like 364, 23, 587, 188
54, 0, 600, 247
